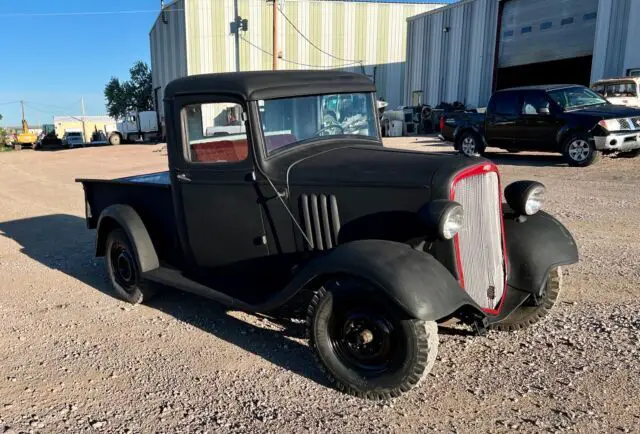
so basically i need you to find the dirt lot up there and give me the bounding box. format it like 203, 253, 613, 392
0, 139, 638, 433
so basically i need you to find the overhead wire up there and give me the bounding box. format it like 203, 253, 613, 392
239, 35, 362, 69
277, 5, 364, 66
0, 9, 183, 18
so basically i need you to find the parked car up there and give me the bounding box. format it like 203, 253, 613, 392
591, 77, 640, 107
62, 131, 85, 148
440, 84, 640, 166
77, 71, 578, 399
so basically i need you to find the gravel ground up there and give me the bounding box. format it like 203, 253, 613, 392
0, 140, 638, 433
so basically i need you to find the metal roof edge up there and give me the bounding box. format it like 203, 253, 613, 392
407, 0, 481, 22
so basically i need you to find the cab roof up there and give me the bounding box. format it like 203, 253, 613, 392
497, 84, 584, 92
164, 70, 376, 101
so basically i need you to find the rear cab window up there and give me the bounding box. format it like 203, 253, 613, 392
489, 91, 520, 116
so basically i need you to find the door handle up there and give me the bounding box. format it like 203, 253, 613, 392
176, 173, 191, 182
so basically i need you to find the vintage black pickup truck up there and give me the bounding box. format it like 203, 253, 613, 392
440, 84, 640, 166
78, 71, 578, 400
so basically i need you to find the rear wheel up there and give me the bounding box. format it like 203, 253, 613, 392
563, 133, 600, 167
458, 131, 484, 157
105, 228, 155, 304
490, 267, 563, 332
307, 277, 438, 400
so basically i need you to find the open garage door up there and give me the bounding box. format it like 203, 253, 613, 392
496, 0, 599, 89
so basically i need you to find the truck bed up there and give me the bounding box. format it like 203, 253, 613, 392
77, 171, 182, 267
440, 111, 485, 142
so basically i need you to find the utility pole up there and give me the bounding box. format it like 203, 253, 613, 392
272, 0, 278, 70
81, 97, 87, 142
234, 0, 240, 72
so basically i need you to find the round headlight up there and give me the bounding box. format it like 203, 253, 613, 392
505, 181, 545, 216
418, 200, 464, 241
441, 204, 464, 239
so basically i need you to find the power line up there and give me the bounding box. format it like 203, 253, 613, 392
0, 9, 183, 18
0, 101, 20, 106
277, 5, 363, 65
239, 35, 362, 69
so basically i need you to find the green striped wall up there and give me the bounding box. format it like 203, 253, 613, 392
156, 0, 443, 107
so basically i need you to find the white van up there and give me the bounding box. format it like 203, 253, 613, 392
591, 77, 640, 107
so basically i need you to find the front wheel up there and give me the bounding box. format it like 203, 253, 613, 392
563, 134, 600, 167
457, 132, 484, 157
490, 267, 563, 332
105, 228, 155, 304
109, 134, 121, 146
307, 278, 438, 400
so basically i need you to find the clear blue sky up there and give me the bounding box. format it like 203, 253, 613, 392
0, 0, 454, 126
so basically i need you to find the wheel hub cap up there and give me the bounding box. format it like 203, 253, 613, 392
462, 137, 477, 155
568, 140, 590, 162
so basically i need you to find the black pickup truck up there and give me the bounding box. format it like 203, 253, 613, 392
440, 84, 640, 166
78, 71, 578, 399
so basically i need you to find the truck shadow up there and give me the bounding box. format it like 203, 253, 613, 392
0, 214, 327, 387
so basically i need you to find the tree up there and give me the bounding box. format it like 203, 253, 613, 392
104, 61, 154, 119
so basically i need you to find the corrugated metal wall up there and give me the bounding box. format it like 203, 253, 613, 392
591, 0, 640, 82
499, 0, 598, 69
150, 0, 187, 120
150, 0, 443, 111
404, 0, 499, 109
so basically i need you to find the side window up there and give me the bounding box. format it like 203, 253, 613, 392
182, 102, 248, 164
522, 91, 551, 115
491, 92, 519, 116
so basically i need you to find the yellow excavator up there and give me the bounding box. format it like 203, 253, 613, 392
14, 101, 37, 150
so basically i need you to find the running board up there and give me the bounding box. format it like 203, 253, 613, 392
142, 267, 303, 313
143, 267, 255, 311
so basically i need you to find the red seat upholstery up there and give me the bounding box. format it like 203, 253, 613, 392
191, 139, 248, 162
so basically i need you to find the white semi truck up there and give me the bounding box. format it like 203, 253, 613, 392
107, 111, 161, 145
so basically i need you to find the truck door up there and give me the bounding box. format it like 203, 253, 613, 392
172, 100, 268, 271
516, 90, 562, 150
485, 91, 520, 149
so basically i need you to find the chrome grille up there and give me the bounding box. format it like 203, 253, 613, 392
452, 170, 505, 310
619, 118, 631, 130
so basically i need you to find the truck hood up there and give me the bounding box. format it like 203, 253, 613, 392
286, 145, 475, 188
571, 104, 640, 118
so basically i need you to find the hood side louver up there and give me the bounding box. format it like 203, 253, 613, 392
300, 194, 340, 251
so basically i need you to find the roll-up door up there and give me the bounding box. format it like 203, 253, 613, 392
499, 0, 599, 68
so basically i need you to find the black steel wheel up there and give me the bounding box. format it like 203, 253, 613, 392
490, 267, 563, 332
307, 277, 438, 400
105, 228, 155, 304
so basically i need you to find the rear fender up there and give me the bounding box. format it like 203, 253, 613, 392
95, 204, 159, 273
292, 240, 483, 321
504, 209, 578, 294
454, 126, 486, 148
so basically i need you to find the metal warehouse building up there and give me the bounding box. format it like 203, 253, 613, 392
405, 0, 640, 108
150, 0, 444, 124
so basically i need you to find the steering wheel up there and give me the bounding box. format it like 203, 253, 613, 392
314, 124, 344, 137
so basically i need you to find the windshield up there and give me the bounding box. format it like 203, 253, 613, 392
258, 92, 378, 156
547, 86, 608, 110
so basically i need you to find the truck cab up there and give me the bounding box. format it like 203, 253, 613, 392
78, 71, 578, 399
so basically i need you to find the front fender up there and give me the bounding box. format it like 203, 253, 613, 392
504, 209, 578, 294
292, 240, 482, 321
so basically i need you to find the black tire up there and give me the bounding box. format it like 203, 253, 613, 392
109, 134, 121, 146
457, 131, 485, 157
562, 133, 600, 167
105, 228, 155, 304
490, 267, 563, 332
307, 278, 438, 400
